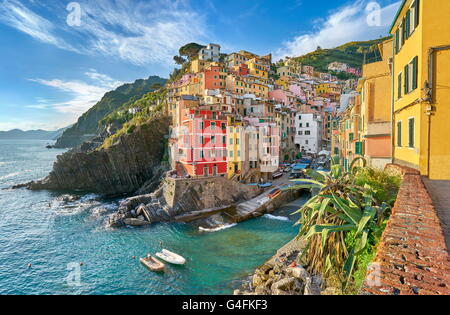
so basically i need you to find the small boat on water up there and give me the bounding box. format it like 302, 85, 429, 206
156, 249, 186, 265
140, 255, 165, 272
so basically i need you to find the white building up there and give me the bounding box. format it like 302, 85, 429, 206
199, 44, 221, 62
295, 113, 323, 154
328, 62, 348, 73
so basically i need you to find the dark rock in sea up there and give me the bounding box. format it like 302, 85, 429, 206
57, 194, 81, 203
25, 115, 171, 196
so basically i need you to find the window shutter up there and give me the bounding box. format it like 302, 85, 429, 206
415, 0, 420, 27
398, 73, 402, 99
412, 56, 418, 90
404, 64, 409, 94
355, 142, 362, 155
395, 29, 400, 54
402, 18, 406, 45
397, 122, 402, 147
409, 118, 415, 148
405, 10, 411, 38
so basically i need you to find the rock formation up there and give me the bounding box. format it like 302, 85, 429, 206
109, 177, 261, 227
26, 115, 171, 196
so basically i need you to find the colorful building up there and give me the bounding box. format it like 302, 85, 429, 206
177, 109, 228, 177
391, 0, 450, 179
359, 38, 393, 169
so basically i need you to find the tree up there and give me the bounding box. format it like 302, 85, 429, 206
173, 55, 187, 65
151, 83, 163, 90
179, 43, 205, 60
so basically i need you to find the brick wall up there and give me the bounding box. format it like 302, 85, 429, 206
362, 165, 450, 295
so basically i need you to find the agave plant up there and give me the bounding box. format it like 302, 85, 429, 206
288, 157, 392, 287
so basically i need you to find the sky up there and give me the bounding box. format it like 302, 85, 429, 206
0, 0, 401, 131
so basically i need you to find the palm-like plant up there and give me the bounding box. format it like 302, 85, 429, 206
288, 157, 392, 287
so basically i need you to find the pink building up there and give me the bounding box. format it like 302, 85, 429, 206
269, 89, 296, 106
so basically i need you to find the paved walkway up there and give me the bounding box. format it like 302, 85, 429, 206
423, 179, 450, 254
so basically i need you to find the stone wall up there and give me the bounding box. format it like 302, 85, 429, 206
163, 176, 261, 211
362, 164, 450, 295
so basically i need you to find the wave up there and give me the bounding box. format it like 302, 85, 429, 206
199, 224, 237, 233
0, 172, 21, 180
263, 214, 290, 222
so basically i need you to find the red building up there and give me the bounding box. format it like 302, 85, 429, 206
202, 65, 225, 90
178, 109, 228, 177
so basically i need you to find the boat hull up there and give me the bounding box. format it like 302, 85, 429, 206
140, 257, 165, 272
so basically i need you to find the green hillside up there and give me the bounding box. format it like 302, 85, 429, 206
293, 36, 391, 73
54, 76, 167, 148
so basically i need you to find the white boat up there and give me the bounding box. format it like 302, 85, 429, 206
155, 249, 186, 265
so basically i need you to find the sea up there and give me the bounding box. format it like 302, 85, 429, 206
0, 139, 306, 295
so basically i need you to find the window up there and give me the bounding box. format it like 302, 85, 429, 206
355, 142, 363, 155
408, 118, 415, 148
405, 10, 411, 39
200, 150, 205, 159
414, 0, 420, 28
397, 73, 402, 99
397, 121, 402, 147
211, 122, 216, 130
349, 133, 354, 142
404, 64, 409, 94
411, 56, 418, 90
236, 139, 240, 145
305, 131, 311, 136
395, 29, 400, 54
200, 136, 204, 144
211, 136, 216, 144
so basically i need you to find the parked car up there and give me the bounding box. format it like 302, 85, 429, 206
272, 170, 284, 179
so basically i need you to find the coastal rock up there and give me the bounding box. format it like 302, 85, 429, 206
287, 266, 310, 282
304, 276, 322, 296
123, 218, 151, 227
57, 194, 81, 203
24, 115, 171, 196
271, 277, 296, 292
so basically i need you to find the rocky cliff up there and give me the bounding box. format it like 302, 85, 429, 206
54, 76, 167, 148
27, 115, 171, 196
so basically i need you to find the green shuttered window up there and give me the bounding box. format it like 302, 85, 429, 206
409, 118, 415, 148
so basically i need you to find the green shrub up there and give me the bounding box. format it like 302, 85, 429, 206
288, 158, 401, 289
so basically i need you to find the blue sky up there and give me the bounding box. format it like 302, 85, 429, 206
0, 0, 401, 131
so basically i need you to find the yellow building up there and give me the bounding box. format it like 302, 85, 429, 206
391, 0, 450, 179
359, 38, 393, 169
316, 83, 341, 95
227, 117, 244, 179
246, 58, 269, 79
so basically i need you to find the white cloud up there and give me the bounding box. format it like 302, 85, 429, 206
274, 0, 402, 61
0, 0, 78, 52
29, 71, 125, 115
0, 0, 208, 66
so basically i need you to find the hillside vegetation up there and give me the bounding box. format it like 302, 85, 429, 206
54, 76, 167, 148
293, 37, 391, 72
101, 88, 168, 149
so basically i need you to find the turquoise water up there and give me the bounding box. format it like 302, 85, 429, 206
0, 139, 306, 295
